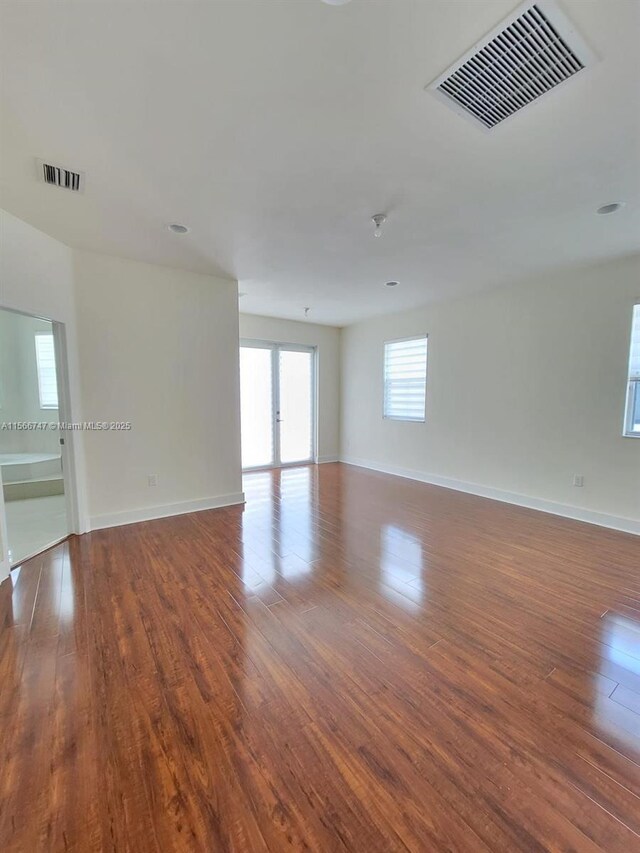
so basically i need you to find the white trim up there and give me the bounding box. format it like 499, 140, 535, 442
51, 320, 86, 534
0, 467, 9, 583
383, 334, 428, 347
243, 461, 314, 473
0, 306, 85, 577
340, 456, 640, 536
0, 306, 86, 538
317, 455, 339, 464
0, 433, 9, 581
90, 492, 245, 532
240, 339, 317, 470
623, 300, 640, 437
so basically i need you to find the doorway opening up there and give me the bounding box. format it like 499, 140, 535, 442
0, 308, 70, 566
240, 340, 316, 471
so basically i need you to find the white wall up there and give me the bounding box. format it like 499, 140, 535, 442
341, 255, 640, 533
239, 313, 341, 462
2, 203, 636, 566
0, 210, 244, 564
74, 250, 243, 528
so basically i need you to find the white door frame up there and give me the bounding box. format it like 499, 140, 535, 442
52, 319, 81, 537
240, 339, 317, 472
0, 306, 79, 579
0, 478, 9, 583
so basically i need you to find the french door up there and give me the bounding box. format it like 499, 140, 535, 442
240, 340, 316, 471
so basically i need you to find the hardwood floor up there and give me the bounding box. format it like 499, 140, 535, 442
1, 462, 639, 852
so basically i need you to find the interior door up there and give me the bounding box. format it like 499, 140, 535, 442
0, 308, 70, 567
240, 341, 315, 470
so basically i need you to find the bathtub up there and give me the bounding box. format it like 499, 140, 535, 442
0, 452, 63, 498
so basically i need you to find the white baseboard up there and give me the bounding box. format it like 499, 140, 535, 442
340, 456, 640, 536
90, 492, 246, 532
317, 455, 339, 464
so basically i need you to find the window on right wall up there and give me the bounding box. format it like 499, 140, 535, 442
383, 336, 428, 422
624, 303, 640, 436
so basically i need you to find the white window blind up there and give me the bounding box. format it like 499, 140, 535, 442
383, 336, 427, 422
35, 333, 59, 409
624, 304, 640, 436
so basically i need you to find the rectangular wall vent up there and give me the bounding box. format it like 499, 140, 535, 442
427, 0, 595, 130
37, 159, 84, 192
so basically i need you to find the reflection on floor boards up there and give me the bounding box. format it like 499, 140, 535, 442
1, 462, 639, 851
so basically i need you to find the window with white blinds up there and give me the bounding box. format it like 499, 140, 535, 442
383, 336, 427, 422
624, 303, 640, 436
35, 333, 59, 409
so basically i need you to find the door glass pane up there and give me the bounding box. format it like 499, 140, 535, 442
240, 346, 273, 469
279, 349, 313, 464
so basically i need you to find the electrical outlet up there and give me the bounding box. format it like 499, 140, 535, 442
147, 474, 158, 487
572, 474, 584, 487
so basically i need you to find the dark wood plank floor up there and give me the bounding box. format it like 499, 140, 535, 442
1, 462, 639, 852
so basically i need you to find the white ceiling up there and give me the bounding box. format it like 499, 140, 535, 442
1, 0, 638, 326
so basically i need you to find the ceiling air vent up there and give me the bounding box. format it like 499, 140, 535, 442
427, 0, 595, 130
37, 159, 85, 192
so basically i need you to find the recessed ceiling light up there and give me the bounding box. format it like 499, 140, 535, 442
385, 281, 399, 288
321, 0, 352, 5
167, 223, 190, 234
596, 203, 624, 215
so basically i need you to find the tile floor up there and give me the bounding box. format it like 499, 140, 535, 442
5, 494, 68, 565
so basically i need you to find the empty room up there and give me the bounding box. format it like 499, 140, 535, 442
0, 0, 638, 851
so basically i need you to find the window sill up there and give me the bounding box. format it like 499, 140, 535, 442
383, 417, 426, 423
